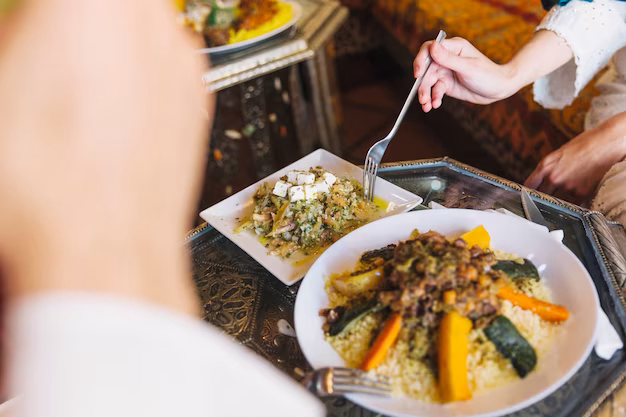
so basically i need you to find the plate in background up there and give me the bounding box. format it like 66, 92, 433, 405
197, 1, 301, 55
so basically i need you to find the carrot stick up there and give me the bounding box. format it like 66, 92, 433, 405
497, 285, 569, 322
361, 313, 402, 371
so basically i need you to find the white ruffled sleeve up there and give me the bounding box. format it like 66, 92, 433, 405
533, 0, 626, 109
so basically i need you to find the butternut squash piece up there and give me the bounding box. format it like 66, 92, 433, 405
173, 0, 186, 12
438, 311, 472, 403
361, 313, 402, 371
443, 290, 456, 305
332, 267, 383, 296
497, 285, 569, 322
461, 225, 490, 249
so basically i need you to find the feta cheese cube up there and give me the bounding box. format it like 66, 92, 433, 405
314, 180, 330, 194
304, 185, 318, 200
272, 180, 291, 198
323, 172, 337, 187
286, 171, 300, 184
297, 172, 315, 185
289, 186, 305, 202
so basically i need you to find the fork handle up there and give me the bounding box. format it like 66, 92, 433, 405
385, 30, 446, 140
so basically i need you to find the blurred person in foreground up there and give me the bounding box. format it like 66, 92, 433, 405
412, 0, 626, 226
0, 1, 323, 416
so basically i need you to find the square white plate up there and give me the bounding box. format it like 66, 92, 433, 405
199, 149, 422, 285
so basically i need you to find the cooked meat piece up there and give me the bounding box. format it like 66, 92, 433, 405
326, 306, 344, 323
331, 231, 503, 334
421, 311, 438, 328
394, 240, 418, 264
481, 302, 498, 316
360, 244, 396, 264
417, 231, 447, 245
440, 280, 454, 291
453, 238, 467, 249
235, 0, 279, 31
204, 28, 230, 46
376, 231, 502, 326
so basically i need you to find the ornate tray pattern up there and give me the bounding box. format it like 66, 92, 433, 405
186, 158, 626, 417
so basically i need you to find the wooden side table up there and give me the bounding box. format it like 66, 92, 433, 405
197, 0, 348, 213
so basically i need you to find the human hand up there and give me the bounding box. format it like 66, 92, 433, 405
525, 114, 626, 204
413, 37, 518, 112
0, 0, 210, 314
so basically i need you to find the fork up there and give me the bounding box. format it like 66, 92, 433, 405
301, 367, 392, 397
363, 29, 447, 201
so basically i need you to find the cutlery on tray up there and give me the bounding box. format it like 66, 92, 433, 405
302, 367, 392, 397
521, 188, 551, 230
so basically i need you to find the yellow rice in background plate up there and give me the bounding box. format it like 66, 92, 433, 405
325, 251, 563, 402
229, 2, 293, 44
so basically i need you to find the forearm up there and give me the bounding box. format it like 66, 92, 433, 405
599, 111, 626, 159
504, 30, 573, 93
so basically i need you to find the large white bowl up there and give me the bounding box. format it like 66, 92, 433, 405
294, 209, 599, 417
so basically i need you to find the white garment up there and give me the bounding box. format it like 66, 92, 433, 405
533, 0, 626, 226
6, 293, 325, 417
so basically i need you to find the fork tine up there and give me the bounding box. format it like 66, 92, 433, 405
364, 157, 370, 197
368, 160, 378, 201
333, 384, 391, 396
363, 156, 371, 200
368, 157, 376, 200
306, 367, 392, 397
333, 377, 391, 392
333, 368, 391, 385
334, 373, 391, 385
367, 156, 374, 201
332, 369, 392, 394
362, 158, 368, 199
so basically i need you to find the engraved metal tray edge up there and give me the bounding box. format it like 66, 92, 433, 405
186, 222, 213, 242
579, 212, 626, 416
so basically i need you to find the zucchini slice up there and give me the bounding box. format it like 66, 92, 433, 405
328, 299, 382, 336
493, 259, 540, 281
484, 315, 537, 377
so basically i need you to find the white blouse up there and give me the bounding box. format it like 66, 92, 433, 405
533, 0, 626, 226
5, 293, 325, 417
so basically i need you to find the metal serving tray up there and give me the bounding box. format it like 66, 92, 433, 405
186, 158, 626, 417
